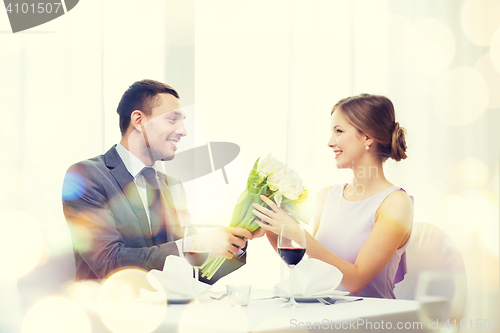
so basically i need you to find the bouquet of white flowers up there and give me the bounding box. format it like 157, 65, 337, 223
200, 154, 308, 280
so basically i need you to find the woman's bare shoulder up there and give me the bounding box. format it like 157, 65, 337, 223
377, 189, 413, 230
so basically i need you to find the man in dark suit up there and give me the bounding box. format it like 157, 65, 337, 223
62, 79, 259, 282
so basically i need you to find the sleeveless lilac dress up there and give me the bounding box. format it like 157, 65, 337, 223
315, 184, 412, 299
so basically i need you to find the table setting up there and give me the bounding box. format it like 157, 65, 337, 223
82, 215, 436, 333
123, 239, 426, 333
139, 222, 355, 308
79, 245, 427, 333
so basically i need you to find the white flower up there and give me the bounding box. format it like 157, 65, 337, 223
270, 167, 304, 203
258, 154, 284, 181
257, 154, 305, 205
279, 169, 304, 201
267, 168, 285, 191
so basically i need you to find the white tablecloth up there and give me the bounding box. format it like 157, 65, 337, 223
153, 291, 426, 333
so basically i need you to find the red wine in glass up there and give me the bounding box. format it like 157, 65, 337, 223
278, 224, 307, 308
184, 251, 210, 268
279, 248, 305, 266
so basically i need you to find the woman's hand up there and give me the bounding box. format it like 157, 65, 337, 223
252, 195, 299, 234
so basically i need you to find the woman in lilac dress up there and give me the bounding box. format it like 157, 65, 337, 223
253, 94, 413, 299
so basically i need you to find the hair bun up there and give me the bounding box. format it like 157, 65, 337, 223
391, 122, 407, 161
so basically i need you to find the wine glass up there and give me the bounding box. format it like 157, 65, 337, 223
183, 224, 212, 305
278, 224, 306, 308
415, 271, 467, 333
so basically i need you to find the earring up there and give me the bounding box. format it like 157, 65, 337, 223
365, 145, 370, 151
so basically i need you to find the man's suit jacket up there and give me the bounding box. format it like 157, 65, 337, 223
62, 145, 245, 283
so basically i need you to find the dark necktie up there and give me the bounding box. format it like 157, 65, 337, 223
141, 167, 167, 245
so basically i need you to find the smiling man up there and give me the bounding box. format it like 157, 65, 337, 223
62, 79, 255, 282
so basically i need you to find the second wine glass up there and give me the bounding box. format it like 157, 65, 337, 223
278, 224, 306, 308
183, 224, 212, 305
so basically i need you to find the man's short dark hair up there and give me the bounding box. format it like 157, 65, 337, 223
117, 79, 179, 135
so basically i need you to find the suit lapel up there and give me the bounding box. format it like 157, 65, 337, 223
105, 146, 153, 247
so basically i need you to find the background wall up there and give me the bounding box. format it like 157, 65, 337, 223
0, 0, 498, 332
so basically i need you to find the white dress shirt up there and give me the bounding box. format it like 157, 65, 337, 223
115, 143, 185, 256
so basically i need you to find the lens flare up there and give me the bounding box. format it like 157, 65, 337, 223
0, 210, 43, 279
62, 171, 86, 201
98, 269, 165, 333
22, 297, 90, 333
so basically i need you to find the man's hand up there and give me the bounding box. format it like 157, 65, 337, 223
251, 227, 266, 239
209, 227, 252, 259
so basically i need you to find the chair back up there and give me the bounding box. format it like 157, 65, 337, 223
394, 223, 467, 307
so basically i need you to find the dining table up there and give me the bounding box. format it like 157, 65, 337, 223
88, 289, 432, 333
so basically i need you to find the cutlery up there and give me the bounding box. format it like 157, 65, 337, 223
335, 297, 363, 303
318, 298, 336, 305
318, 297, 363, 305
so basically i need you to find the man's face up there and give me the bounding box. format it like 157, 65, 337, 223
142, 93, 186, 161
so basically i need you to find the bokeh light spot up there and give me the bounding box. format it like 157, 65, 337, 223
66, 212, 94, 253
65, 280, 102, 303
62, 171, 86, 201
123, 182, 144, 210
0, 210, 43, 279
392, 17, 455, 97
442, 190, 499, 255
44, 222, 74, 258
179, 303, 247, 333
472, 195, 499, 256
474, 53, 500, 109
490, 27, 500, 74
461, 0, 500, 46
401, 19, 455, 75
458, 157, 490, 188
22, 297, 90, 333
98, 269, 165, 333
433, 67, 489, 126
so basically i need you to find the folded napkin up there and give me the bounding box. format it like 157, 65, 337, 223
140, 256, 211, 302
274, 258, 345, 297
